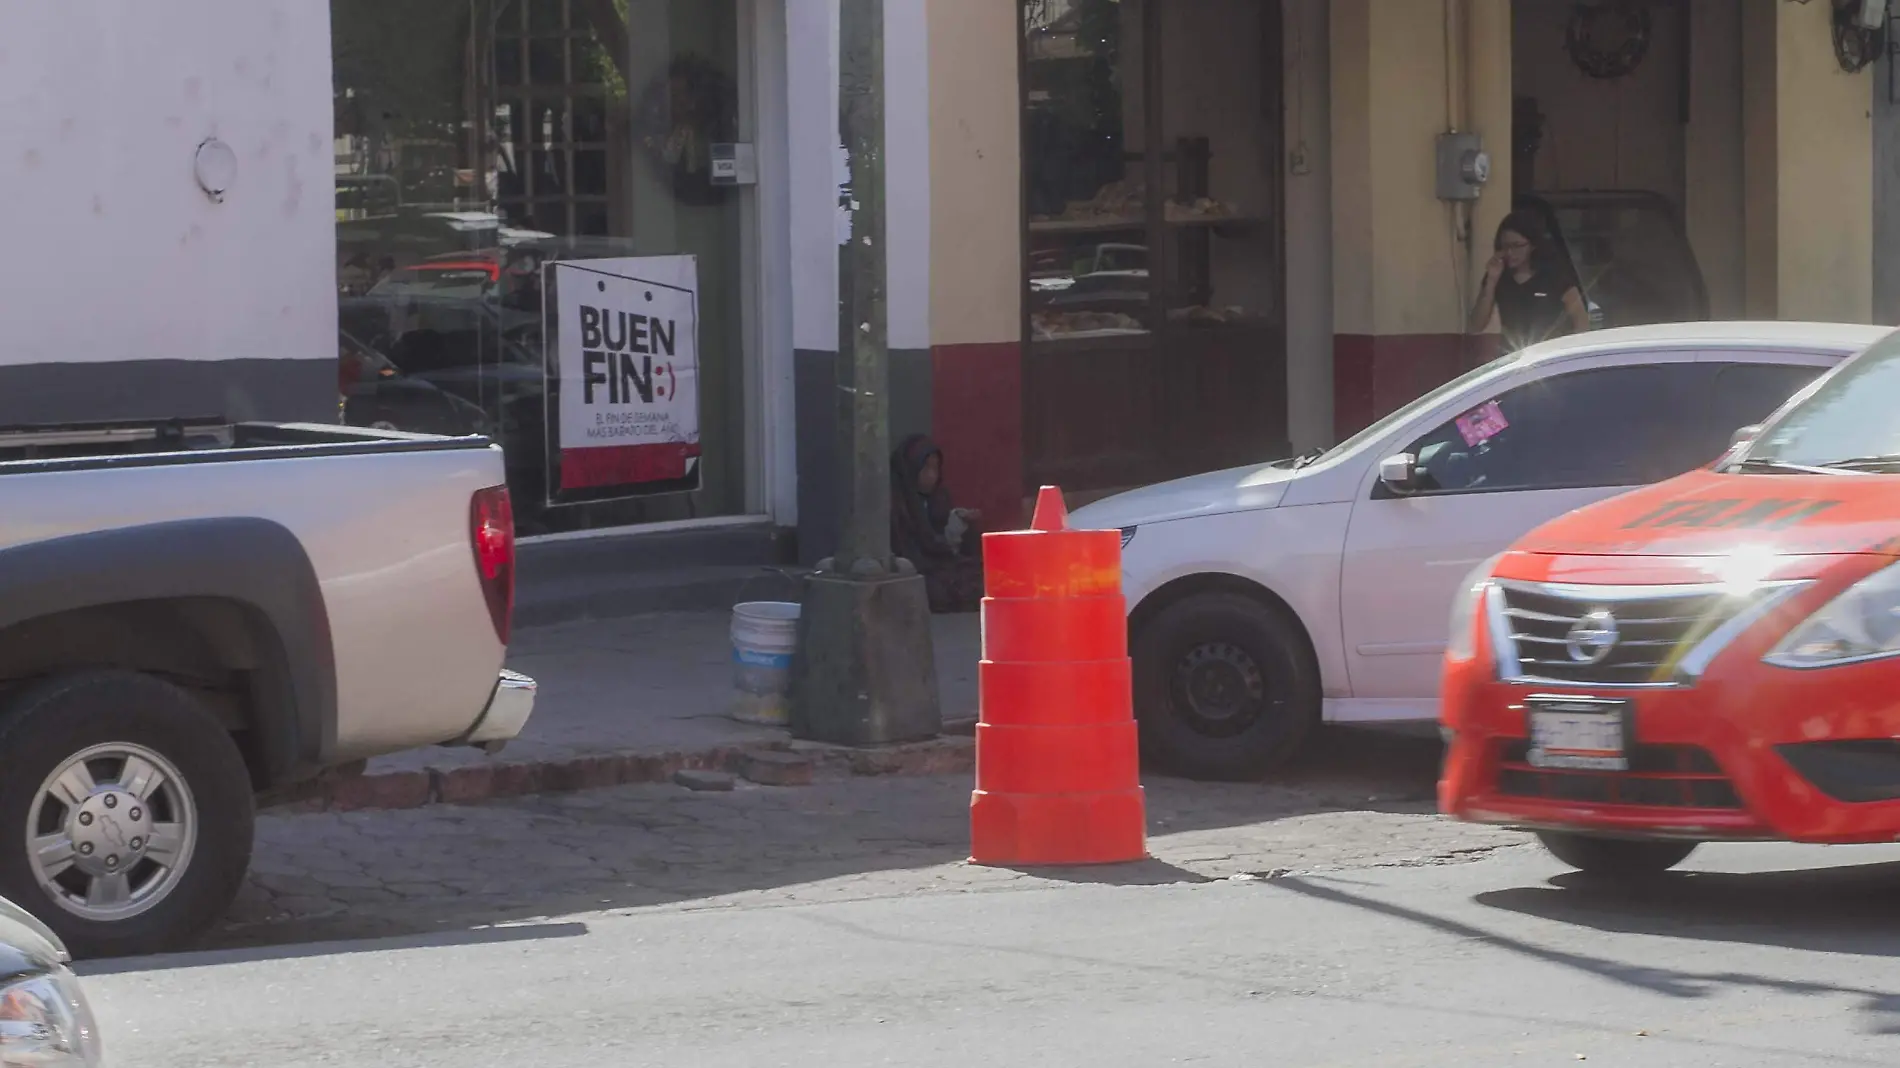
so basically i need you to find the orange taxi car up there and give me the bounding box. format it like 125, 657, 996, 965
1440, 327, 1900, 875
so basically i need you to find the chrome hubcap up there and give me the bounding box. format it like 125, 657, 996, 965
27, 744, 197, 922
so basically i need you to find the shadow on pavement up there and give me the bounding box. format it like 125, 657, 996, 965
1150, 725, 1445, 824
81, 921, 589, 976
1475, 860, 1900, 959
1271, 873, 1900, 1041
987, 858, 1212, 886
181, 724, 1446, 959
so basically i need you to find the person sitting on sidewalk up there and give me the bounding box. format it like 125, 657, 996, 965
890, 434, 984, 614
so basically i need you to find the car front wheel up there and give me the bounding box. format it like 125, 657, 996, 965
0, 671, 255, 959
1132, 591, 1321, 781
1536, 831, 1697, 878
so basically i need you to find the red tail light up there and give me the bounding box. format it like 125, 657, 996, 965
471, 486, 515, 645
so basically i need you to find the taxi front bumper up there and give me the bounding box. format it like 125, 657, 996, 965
1440, 658, 1900, 845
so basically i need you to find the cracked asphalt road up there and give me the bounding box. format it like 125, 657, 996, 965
216, 728, 1519, 948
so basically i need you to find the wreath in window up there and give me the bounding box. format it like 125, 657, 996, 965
1565, 0, 1652, 80
633, 53, 738, 207
1829, 0, 1885, 73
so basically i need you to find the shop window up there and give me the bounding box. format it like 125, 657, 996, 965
1020, 0, 1289, 495
331, 0, 751, 536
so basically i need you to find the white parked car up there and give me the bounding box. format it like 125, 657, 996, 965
1068, 322, 1888, 780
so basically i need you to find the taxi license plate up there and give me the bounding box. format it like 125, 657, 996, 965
1526, 698, 1630, 771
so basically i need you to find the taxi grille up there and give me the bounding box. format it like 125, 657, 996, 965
1496, 740, 1742, 810
1494, 582, 1752, 688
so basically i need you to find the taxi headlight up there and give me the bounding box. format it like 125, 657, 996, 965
1764, 562, 1900, 669
1447, 553, 1504, 663
0, 970, 103, 1067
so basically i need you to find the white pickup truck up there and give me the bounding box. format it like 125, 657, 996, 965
0, 417, 534, 958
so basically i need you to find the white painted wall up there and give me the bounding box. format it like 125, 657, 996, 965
786, 0, 932, 353
885, 0, 931, 353
788, 1, 841, 353
0, 0, 335, 368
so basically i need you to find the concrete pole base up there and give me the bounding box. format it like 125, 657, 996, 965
788, 569, 943, 747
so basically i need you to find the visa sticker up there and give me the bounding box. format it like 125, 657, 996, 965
1456, 400, 1509, 447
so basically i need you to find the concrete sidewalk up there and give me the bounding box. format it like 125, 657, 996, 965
289, 612, 982, 811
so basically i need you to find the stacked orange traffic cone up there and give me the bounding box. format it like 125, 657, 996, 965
969, 486, 1147, 866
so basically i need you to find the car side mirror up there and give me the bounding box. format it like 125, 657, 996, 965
1730, 424, 1763, 449
1378, 453, 1419, 493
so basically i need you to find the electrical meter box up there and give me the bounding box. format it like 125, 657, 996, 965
1435, 132, 1490, 201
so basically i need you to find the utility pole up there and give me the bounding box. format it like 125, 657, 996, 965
787, 0, 942, 746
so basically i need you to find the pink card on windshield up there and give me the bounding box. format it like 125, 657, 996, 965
1456, 400, 1509, 447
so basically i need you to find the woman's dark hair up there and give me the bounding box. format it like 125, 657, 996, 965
1493, 209, 1580, 290
1493, 210, 1549, 251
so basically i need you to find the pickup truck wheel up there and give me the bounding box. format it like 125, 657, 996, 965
0, 671, 255, 959
1132, 592, 1320, 781
1536, 832, 1697, 878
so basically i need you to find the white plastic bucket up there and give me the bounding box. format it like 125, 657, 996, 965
730, 601, 800, 725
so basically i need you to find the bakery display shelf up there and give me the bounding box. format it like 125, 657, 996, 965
1028, 214, 1265, 235
1033, 327, 1151, 341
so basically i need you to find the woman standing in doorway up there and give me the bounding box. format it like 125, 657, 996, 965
1468, 211, 1590, 352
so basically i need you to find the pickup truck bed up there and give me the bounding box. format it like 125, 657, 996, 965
0, 418, 534, 957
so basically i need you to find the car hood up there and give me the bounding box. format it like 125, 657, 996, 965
1068, 462, 1298, 529
1514, 469, 1900, 558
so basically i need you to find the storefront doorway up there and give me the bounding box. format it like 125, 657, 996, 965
331, 0, 757, 536
1508, 0, 1718, 327
1018, 0, 1289, 500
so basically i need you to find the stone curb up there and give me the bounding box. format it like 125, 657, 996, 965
268, 734, 976, 814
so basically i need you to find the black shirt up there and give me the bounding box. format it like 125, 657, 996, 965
1494, 267, 1575, 350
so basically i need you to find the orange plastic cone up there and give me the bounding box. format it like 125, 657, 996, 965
970, 485, 1147, 866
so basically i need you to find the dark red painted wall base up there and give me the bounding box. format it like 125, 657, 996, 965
932, 340, 1025, 533
931, 332, 1500, 531
1333, 332, 1501, 440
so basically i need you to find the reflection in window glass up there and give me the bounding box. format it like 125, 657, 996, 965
529, 39, 567, 85
527, 0, 564, 35
1541, 194, 1706, 329
1024, 0, 1143, 342
1019, 0, 1288, 494
331, 0, 749, 535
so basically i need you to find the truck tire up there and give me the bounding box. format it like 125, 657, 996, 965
1536, 832, 1697, 878
0, 670, 255, 959
1132, 591, 1320, 781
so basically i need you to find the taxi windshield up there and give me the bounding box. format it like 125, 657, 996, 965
1736, 328, 1900, 473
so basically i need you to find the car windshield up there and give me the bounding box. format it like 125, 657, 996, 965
1305, 349, 1525, 466
1735, 328, 1900, 472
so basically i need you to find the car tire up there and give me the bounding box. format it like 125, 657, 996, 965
0, 670, 255, 959
1536, 832, 1696, 878
1132, 591, 1321, 781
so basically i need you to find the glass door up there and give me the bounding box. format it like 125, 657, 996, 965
331, 0, 752, 535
